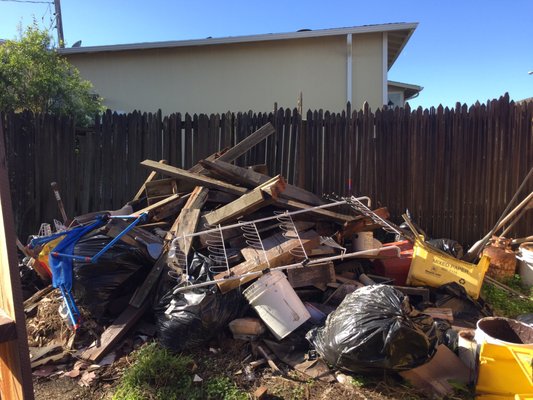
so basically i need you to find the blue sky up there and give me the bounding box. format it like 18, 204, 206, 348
1, 0, 532, 108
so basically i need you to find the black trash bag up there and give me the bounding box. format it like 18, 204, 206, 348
306, 285, 441, 373
72, 234, 153, 319
427, 238, 464, 259
434, 282, 492, 328
155, 285, 248, 353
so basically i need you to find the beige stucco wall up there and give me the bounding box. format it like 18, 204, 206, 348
66, 34, 385, 115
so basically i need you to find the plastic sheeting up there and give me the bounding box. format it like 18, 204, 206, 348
306, 285, 443, 373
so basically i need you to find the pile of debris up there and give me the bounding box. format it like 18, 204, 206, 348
20, 123, 533, 399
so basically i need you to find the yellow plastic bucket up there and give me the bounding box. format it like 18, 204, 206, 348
476, 317, 533, 398
406, 238, 489, 299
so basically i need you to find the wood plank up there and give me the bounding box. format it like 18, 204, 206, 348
204, 176, 286, 226
215, 230, 320, 293
272, 197, 354, 223
0, 120, 34, 399
166, 186, 209, 241
201, 159, 324, 206
81, 301, 148, 362
217, 122, 275, 164
141, 160, 247, 196
286, 262, 335, 288
129, 253, 168, 308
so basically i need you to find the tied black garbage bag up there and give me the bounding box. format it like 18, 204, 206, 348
306, 285, 442, 373
435, 282, 492, 328
155, 285, 248, 353
72, 234, 153, 319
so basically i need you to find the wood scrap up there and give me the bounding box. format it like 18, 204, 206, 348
287, 262, 335, 288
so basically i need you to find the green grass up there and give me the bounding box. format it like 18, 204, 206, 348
112, 343, 248, 400
481, 275, 533, 318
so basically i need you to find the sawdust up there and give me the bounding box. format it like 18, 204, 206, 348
26, 289, 72, 347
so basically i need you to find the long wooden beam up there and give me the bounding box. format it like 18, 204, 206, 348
141, 160, 247, 196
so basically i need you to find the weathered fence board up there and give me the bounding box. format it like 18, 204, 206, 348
2, 93, 532, 246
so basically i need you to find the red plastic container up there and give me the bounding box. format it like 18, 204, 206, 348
373, 240, 413, 286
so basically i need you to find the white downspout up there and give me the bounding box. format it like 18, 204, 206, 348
346, 33, 352, 105
382, 32, 388, 106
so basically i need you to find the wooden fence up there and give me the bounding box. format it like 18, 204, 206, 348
2, 93, 532, 246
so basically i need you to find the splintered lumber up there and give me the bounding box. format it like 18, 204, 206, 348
273, 198, 353, 223
141, 160, 247, 196
215, 230, 320, 293
204, 176, 286, 226
133, 159, 167, 201
200, 158, 324, 206
287, 262, 335, 288
81, 301, 149, 362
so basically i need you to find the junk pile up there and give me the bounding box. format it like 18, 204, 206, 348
19, 124, 533, 398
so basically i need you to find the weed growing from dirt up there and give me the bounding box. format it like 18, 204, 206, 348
481, 275, 533, 318
112, 342, 248, 400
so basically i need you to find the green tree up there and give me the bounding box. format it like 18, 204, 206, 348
0, 24, 103, 124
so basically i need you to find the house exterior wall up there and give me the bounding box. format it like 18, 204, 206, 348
66, 34, 385, 115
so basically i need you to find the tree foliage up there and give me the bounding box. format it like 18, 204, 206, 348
0, 24, 103, 123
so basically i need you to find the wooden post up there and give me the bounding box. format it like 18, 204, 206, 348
0, 121, 34, 399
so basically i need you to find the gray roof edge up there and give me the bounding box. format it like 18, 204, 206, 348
59, 22, 418, 55
387, 80, 423, 91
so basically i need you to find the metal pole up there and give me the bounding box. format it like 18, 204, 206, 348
54, 0, 65, 48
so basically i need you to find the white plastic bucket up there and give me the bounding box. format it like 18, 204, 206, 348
243, 270, 311, 340
517, 242, 533, 286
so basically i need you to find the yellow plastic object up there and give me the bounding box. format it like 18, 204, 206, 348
476, 342, 533, 398
37, 236, 65, 278
406, 237, 489, 299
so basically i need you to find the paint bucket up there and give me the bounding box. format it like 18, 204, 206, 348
475, 317, 533, 397
243, 270, 310, 340
517, 242, 533, 286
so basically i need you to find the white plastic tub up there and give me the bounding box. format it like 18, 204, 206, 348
243, 270, 310, 340
517, 242, 533, 286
